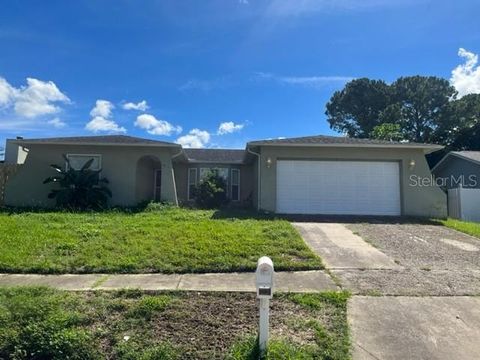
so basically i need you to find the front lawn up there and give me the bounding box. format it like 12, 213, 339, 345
0, 287, 350, 359
439, 218, 480, 239
0, 206, 323, 274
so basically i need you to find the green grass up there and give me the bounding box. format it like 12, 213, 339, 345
0, 206, 323, 274
439, 218, 480, 239
0, 288, 350, 360
228, 292, 351, 360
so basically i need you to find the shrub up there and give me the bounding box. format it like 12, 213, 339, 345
43, 155, 112, 210
194, 171, 228, 209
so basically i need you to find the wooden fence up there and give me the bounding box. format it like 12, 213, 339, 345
0, 163, 21, 206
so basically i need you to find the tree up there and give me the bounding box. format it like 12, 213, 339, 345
325, 76, 457, 144
194, 171, 228, 209
391, 76, 457, 143
326, 78, 391, 138
370, 123, 404, 141
43, 155, 112, 209
436, 93, 480, 150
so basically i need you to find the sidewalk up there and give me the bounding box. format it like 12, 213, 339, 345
0, 270, 338, 292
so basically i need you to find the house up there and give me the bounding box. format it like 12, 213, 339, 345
432, 151, 480, 189
3, 134, 447, 217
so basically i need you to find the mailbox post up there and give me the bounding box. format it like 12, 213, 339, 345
255, 256, 274, 355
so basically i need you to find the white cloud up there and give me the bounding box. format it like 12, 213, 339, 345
90, 99, 114, 118
122, 100, 149, 111
450, 48, 480, 98
217, 121, 244, 135
134, 114, 182, 136
0, 77, 15, 107
0, 76, 70, 118
254, 72, 354, 88
176, 129, 210, 148
85, 99, 126, 133
48, 117, 66, 129
85, 116, 126, 133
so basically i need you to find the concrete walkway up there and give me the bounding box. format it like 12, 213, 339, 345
0, 270, 337, 292
349, 296, 480, 360
293, 222, 401, 270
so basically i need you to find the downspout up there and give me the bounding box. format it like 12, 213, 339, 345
170, 147, 184, 206
247, 146, 261, 210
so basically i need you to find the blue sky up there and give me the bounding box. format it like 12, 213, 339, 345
0, 0, 479, 150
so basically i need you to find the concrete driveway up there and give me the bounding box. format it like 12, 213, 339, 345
349, 296, 480, 360
293, 222, 401, 270
294, 220, 480, 296
294, 219, 480, 359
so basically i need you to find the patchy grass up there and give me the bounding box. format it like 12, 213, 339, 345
439, 218, 480, 239
0, 206, 323, 274
0, 288, 350, 359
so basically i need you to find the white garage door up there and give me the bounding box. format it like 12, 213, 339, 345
276, 160, 401, 215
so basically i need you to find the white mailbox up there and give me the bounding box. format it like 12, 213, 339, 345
255, 256, 274, 299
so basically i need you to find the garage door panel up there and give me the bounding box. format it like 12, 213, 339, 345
276, 160, 401, 215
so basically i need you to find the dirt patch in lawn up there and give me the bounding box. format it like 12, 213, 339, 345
0, 288, 350, 360
152, 292, 341, 358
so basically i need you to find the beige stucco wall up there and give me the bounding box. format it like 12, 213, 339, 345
5, 144, 179, 207
173, 162, 254, 206
255, 145, 447, 218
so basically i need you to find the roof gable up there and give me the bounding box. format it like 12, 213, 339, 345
432, 151, 480, 172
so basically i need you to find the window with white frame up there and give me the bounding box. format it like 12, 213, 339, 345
188, 168, 197, 200
231, 168, 240, 201
66, 154, 102, 171
199, 167, 228, 181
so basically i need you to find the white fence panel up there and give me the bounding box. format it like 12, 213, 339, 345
448, 188, 462, 220
448, 187, 480, 222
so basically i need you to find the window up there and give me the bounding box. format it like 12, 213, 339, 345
188, 168, 197, 200
66, 154, 101, 171
200, 167, 228, 181
231, 169, 240, 201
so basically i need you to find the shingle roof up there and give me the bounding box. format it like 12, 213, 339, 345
247, 134, 440, 147
183, 148, 246, 163
11, 135, 179, 147
451, 151, 480, 164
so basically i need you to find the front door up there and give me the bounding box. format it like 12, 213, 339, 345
154, 169, 162, 201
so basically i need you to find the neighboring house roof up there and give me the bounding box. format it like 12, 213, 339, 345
183, 148, 246, 164
247, 134, 443, 153
9, 135, 180, 147
432, 151, 480, 172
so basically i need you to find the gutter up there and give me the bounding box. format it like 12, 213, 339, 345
247, 146, 261, 210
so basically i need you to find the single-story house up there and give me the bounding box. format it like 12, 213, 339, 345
432, 151, 480, 189
4, 134, 447, 217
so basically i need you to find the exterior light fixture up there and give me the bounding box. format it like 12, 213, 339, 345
409, 159, 416, 170
266, 157, 272, 168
